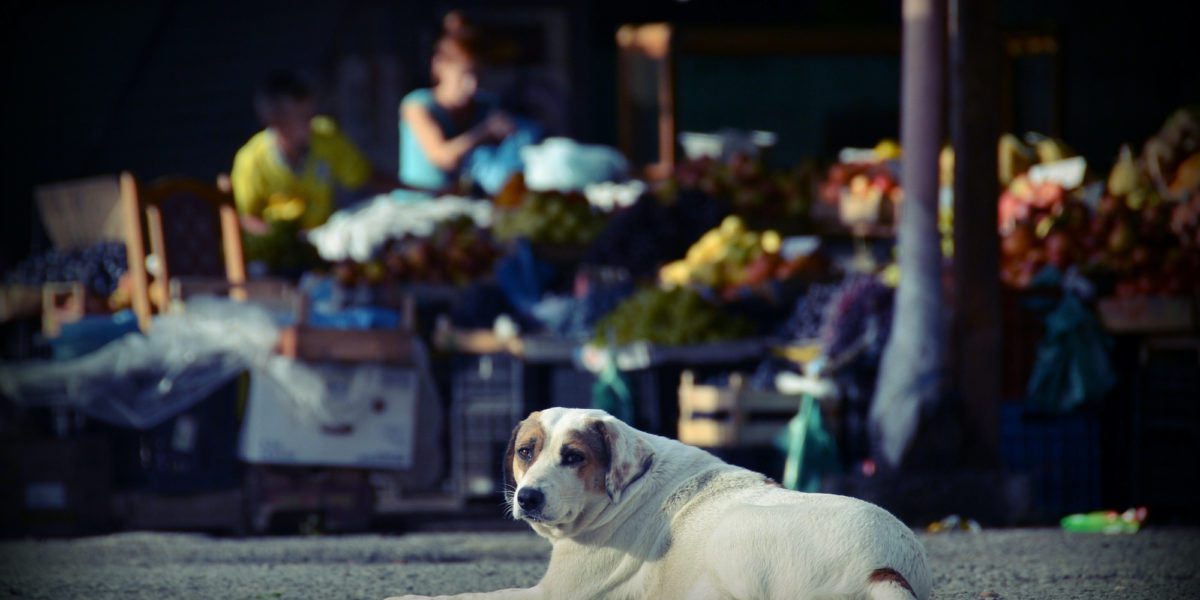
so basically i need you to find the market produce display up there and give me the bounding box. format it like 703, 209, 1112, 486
817, 140, 904, 227
492, 189, 608, 246
592, 287, 754, 347
659, 155, 813, 227
306, 192, 493, 263
4, 241, 127, 296
998, 116, 1200, 294
658, 215, 826, 299
333, 216, 502, 287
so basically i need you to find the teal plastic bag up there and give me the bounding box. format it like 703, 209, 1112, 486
1025, 294, 1115, 413
591, 348, 636, 425
776, 394, 840, 492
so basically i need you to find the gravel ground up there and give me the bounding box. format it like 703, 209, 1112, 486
1, 527, 1198, 599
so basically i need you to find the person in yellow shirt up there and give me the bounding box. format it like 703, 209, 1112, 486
231, 72, 379, 233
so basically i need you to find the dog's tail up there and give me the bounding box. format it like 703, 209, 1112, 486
865, 568, 921, 600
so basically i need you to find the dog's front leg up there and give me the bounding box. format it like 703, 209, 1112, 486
384, 585, 544, 600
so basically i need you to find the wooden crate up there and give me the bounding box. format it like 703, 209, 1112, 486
276, 325, 416, 364
1098, 296, 1195, 334
678, 371, 832, 448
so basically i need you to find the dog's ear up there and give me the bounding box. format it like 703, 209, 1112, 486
503, 421, 521, 501
590, 416, 653, 504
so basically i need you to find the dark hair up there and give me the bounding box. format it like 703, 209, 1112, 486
254, 71, 313, 122
432, 10, 483, 78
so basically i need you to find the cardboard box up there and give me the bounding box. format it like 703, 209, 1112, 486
239, 364, 420, 470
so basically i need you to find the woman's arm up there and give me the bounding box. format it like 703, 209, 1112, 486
402, 102, 488, 171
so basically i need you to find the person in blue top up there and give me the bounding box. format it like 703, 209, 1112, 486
399, 12, 515, 191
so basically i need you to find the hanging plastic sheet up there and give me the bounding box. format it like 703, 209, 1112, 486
0, 297, 441, 432
0, 297, 277, 429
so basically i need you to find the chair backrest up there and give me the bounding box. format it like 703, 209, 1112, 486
121, 173, 246, 330
34, 175, 126, 250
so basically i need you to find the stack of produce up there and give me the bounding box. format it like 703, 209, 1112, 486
334, 216, 502, 287
658, 216, 826, 300
817, 140, 903, 227
492, 189, 608, 246
592, 287, 754, 347
5, 241, 127, 299
998, 118, 1200, 294
659, 155, 813, 227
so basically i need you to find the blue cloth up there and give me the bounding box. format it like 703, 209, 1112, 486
465, 117, 543, 195
399, 88, 496, 190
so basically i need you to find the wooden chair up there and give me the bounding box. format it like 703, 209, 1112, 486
120, 172, 248, 331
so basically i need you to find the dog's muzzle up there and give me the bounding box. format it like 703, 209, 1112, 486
516, 487, 546, 520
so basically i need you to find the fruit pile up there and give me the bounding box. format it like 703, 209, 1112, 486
998, 115, 1200, 294
659, 155, 813, 227
492, 190, 608, 246
817, 140, 904, 227
4, 241, 127, 296
658, 216, 826, 299
592, 287, 755, 346
333, 216, 502, 287
1143, 107, 1200, 199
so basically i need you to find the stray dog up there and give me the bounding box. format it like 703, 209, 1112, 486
387, 407, 931, 600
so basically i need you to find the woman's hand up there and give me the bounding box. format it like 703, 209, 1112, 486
480, 112, 516, 142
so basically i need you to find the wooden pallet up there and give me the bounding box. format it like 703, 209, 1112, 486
678, 371, 839, 448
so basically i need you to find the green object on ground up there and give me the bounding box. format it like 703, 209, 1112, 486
1061, 507, 1147, 534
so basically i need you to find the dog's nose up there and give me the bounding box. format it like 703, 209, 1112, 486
517, 487, 545, 512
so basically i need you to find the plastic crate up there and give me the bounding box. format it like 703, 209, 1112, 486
451, 354, 524, 498
95, 375, 244, 495
1000, 403, 1101, 523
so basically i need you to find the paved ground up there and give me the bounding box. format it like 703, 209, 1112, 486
1, 527, 1198, 599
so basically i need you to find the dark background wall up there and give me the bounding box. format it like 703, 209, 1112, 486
3, 0, 1197, 270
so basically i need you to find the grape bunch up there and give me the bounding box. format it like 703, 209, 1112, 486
592, 287, 754, 347
583, 189, 729, 279
820, 276, 895, 362
4, 241, 127, 296
777, 282, 842, 342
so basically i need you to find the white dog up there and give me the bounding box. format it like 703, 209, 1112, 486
387, 407, 931, 600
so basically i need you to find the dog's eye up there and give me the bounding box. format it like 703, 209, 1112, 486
561, 450, 584, 466
517, 446, 533, 461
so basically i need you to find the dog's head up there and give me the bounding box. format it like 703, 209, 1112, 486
504, 408, 653, 536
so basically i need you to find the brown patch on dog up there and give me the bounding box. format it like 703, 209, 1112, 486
564, 424, 612, 495
868, 568, 915, 595
763, 476, 783, 488
505, 412, 545, 489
